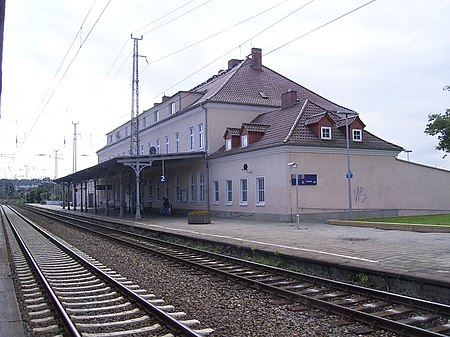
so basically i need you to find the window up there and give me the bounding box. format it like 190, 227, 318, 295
189, 127, 195, 151
240, 178, 248, 205
198, 123, 204, 149
125, 127, 128, 137
353, 129, 362, 142
321, 126, 332, 140
241, 135, 248, 147
212, 181, 219, 203
156, 139, 160, 154
198, 173, 205, 203
176, 176, 181, 202
226, 139, 232, 151
140, 144, 144, 155
165, 136, 170, 153
175, 132, 180, 153
256, 177, 265, 205
154, 110, 159, 122
190, 174, 196, 202
142, 116, 147, 128
109, 135, 113, 144
226, 179, 233, 205
170, 102, 176, 115
148, 142, 152, 153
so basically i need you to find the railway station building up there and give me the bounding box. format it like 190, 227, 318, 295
56, 48, 450, 222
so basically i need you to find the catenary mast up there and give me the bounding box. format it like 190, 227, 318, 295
130, 35, 142, 156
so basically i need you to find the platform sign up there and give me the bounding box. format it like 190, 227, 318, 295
291, 174, 317, 186
160, 175, 166, 183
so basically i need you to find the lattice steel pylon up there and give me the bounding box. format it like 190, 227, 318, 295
130, 35, 143, 156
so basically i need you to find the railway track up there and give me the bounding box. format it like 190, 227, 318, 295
1, 205, 213, 337
15, 205, 450, 337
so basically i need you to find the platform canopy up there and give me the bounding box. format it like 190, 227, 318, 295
54, 152, 206, 183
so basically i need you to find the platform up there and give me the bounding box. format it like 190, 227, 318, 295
43, 205, 450, 285
131, 213, 450, 285
0, 217, 26, 337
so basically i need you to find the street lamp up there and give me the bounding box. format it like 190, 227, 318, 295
337, 110, 359, 220
288, 162, 300, 229
404, 150, 412, 161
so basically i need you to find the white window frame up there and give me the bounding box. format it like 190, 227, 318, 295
170, 102, 176, 115
142, 116, 147, 128
255, 176, 265, 206
225, 179, 233, 205
154, 110, 159, 122
175, 132, 180, 153
156, 139, 160, 154
125, 126, 128, 137
176, 176, 181, 202
212, 180, 219, 204
189, 126, 195, 151
198, 123, 204, 149
165, 135, 170, 153
239, 178, 248, 205
189, 174, 196, 203
241, 135, 248, 147
321, 126, 332, 140
198, 173, 205, 203
226, 139, 232, 151
352, 129, 362, 142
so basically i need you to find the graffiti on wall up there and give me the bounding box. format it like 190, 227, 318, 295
354, 185, 368, 204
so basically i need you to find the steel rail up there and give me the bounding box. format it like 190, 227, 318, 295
6, 205, 207, 337
22, 205, 450, 337
2, 206, 81, 337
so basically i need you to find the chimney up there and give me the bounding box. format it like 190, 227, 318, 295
251, 47, 262, 70
228, 59, 240, 70
281, 90, 297, 109
161, 95, 170, 102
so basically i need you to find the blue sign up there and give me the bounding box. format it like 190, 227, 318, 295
291, 174, 317, 186
160, 175, 166, 182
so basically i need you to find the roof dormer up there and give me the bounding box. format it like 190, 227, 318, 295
305, 112, 335, 140
223, 127, 240, 151
240, 123, 270, 147
336, 115, 366, 142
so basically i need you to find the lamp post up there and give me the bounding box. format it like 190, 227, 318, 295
337, 110, 358, 220
404, 150, 412, 161
288, 162, 300, 229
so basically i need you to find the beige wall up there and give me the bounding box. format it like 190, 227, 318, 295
206, 103, 274, 154
208, 146, 450, 221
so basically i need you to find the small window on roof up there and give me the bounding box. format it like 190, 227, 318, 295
321, 126, 332, 140
353, 129, 362, 142
259, 92, 268, 99
241, 135, 248, 147
226, 139, 232, 151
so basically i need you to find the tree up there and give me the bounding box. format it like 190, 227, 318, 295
425, 86, 450, 158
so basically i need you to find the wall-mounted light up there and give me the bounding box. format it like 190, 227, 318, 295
242, 163, 252, 174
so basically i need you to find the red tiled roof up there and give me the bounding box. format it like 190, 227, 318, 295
210, 99, 403, 158
180, 50, 402, 156
241, 123, 270, 133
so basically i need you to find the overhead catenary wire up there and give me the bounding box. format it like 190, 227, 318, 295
105, 0, 198, 79
157, 0, 316, 97
265, 0, 377, 56
19, 0, 113, 154
157, 0, 377, 97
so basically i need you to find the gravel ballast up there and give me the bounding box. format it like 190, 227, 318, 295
14, 211, 398, 337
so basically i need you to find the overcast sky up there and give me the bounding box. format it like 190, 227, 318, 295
1, 0, 450, 179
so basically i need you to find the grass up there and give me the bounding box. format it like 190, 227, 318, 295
359, 214, 450, 226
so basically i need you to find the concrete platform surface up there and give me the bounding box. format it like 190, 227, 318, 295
0, 219, 26, 337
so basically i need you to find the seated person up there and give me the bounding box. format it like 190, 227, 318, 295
161, 197, 171, 215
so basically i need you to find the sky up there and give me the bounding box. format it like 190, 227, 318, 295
1, 0, 450, 179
